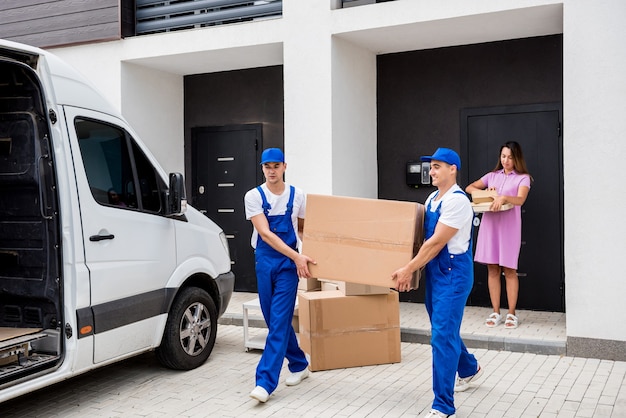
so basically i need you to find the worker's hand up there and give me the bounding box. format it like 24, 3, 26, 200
490, 195, 507, 211
295, 253, 316, 278
392, 266, 417, 292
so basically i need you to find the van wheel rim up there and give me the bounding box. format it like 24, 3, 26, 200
179, 302, 210, 356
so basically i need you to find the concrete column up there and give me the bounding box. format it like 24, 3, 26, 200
331, 36, 377, 199
563, 0, 626, 345
282, 0, 334, 194
283, 1, 377, 198
121, 63, 184, 174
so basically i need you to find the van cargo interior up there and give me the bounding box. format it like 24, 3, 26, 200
0, 59, 62, 383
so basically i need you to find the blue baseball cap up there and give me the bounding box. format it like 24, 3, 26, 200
260, 148, 285, 165
420, 147, 461, 169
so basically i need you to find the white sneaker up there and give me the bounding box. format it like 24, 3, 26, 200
285, 367, 309, 386
454, 364, 484, 392
423, 409, 455, 418
249, 385, 269, 402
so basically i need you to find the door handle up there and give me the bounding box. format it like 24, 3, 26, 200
89, 234, 115, 242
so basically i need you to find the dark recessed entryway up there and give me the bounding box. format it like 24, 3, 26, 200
377, 34, 563, 311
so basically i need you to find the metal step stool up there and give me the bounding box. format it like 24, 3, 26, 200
242, 297, 299, 351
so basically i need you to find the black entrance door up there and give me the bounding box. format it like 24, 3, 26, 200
191, 125, 262, 292
461, 103, 564, 312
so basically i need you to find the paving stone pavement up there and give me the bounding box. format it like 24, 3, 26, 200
2, 293, 625, 417
222, 293, 569, 356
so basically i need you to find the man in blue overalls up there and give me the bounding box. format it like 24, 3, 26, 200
392, 148, 483, 418
244, 148, 316, 403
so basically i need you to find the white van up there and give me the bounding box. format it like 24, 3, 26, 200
0, 39, 235, 402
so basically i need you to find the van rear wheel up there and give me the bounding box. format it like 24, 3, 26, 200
156, 287, 217, 370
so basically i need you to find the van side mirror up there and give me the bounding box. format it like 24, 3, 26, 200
167, 172, 187, 216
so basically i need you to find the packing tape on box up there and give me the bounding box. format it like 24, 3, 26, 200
307, 324, 400, 337
303, 230, 412, 251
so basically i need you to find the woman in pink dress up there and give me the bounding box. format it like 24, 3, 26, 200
466, 141, 532, 329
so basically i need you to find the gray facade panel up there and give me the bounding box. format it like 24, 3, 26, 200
6, 23, 121, 49
0, 0, 121, 48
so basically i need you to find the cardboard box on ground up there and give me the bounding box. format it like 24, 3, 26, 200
295, 194, 425, 371
298, 290, 401, 372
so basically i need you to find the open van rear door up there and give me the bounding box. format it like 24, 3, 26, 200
0, 44, 64, 382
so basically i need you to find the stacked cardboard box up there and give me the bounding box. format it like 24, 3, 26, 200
297, 194, 425, 371
298, 290, 400, 371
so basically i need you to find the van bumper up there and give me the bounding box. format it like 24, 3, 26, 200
215, 271, 235, 317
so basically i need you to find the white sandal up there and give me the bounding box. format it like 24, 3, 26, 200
485, 312, 502, 327
504, 313, 519, 329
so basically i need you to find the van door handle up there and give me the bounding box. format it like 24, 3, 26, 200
37, 154, 53, 220
89, 234, 115, 242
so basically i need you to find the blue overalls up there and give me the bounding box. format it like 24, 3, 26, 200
254, 185, 308, 394
424, 190, 479, 415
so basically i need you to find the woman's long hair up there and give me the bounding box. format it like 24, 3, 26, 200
493, 141, 531, 178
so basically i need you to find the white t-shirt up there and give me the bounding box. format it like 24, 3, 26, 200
424, 184, 473, 255
244, 183, 306, 249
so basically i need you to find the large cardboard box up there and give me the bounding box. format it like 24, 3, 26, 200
298, 290, 401, 371
303, 194, 424, 289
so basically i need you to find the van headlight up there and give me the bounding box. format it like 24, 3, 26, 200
219, 231, 231, 259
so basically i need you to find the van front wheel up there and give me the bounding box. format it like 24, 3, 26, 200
156, 287, 218, 370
